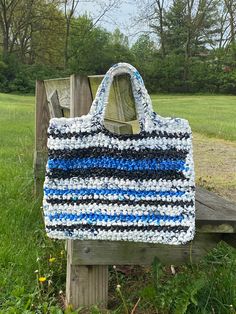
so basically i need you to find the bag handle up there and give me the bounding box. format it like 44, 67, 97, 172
89, 63, 155, 132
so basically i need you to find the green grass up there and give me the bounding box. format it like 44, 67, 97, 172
151, 94, 236, 141
0, 93, 65, 312
0, 92, 235, 313
111, 243, 236, 314
0, 93, 36, 289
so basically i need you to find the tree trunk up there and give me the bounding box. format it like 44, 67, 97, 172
156, 0, 166, 58
224, 0, 235, 44
0, 6, 10, 58
64, 18, 70, 68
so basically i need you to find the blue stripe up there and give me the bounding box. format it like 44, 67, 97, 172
47, 157, 186, 171
44, 187, 185, 198
46, 212, 184, 224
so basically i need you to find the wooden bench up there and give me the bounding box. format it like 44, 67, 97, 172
34, 74, 236, 309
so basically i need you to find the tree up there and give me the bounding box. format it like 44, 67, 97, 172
131, 34, 159, 91
30, 2, 65, 66
62, 0, 79, 67
0, 0, 65, 66
131, 34, 157, 64
150, 0, 167, 57
224, 0, 236, 44
68, 15, 110, 74
134, 0, 168, 57
105, 28, 133, 65
60, 0, 120, 67
0, 0, 21, 57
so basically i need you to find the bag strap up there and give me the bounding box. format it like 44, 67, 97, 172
89, 63, 155, 132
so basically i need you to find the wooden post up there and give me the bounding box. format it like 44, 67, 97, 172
34, 80, 50, 197
66, 75, 109, 309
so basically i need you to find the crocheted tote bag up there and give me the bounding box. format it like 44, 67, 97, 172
43, 62, 195, 245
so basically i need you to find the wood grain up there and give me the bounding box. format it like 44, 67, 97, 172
70, 75, 92, 117
34, 80, 50, 196
70, 234, 222, 266
48, 90, 63, 118
44, 77, 70, 109
196, 187, 236, 232
89, 74, 137, 122
66, 241, 108, 308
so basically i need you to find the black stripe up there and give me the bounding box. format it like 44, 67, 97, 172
46, 223, 189, 233
48, 146, 188, 160
45, 198, 194, 207
48, 127, 190, 141
46, 168, 186, 181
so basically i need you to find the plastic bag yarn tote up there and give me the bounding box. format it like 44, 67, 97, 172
43, 62, 195, 245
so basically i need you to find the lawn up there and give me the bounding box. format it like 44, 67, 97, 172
0, 93, 65, 312
0, 92, 235, 313
0, 93, 37, 290
151, 94, 236, 142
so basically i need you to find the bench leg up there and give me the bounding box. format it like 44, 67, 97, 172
66, 240, 108, 309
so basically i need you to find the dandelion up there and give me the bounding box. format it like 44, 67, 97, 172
38, 277, 46, 283
49, 257, 56, 263
113, 265, 116, 269
116, 284, 121, 290
34, 269, 39, 273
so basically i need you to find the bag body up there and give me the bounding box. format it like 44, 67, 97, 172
43, 63, 195, 245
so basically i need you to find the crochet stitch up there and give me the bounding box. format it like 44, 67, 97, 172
43, 62, 195, 244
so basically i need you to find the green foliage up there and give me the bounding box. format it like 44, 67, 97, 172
0, 0, 236, 94
163, 0, 220, 55
163, 0, 188, 54
68, 15, 110, 74
141, 267, 205, 313
140, 258, 204, 313
68, 16, 133, 75
105, 28, 134, 66
0, 55, 68, 93
131, 35, 159, 92
188, 243, 236, 313
139, 242, 236, 314
105, 242, 236, 314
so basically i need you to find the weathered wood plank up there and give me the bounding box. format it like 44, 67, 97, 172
48, 90, 63, 118
66, 241, 108, 308
104, 119, 133, 134
196, 187, 236, 233
70, 234, 222, 266
66, 75, 108, 309
112, 74, 136, 121
44, 77, 70, 109
196, 186, 236, 219
89, 74, 137, 122
70, 75, 92, 117
34, 80, 50, 196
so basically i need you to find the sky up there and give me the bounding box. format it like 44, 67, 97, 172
77, 1, 150, 44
